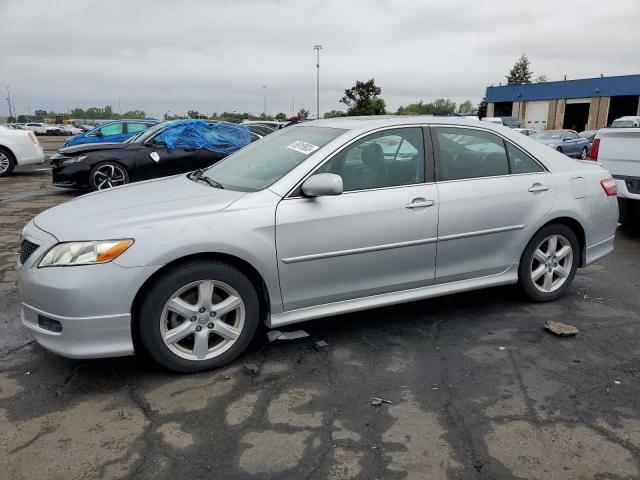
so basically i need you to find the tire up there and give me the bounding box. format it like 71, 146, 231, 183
518, 224, 579, 302
0, 148, 16, 177
579, 147, 588, 160
556, 147, 563, 154
138, 260, 260, 373
619, 199, 640, 228
89, 161, 130, 191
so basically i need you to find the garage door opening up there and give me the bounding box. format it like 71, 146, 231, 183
493, 102, 513, 117
563, 103, 590, 132
607, 95, 640, 126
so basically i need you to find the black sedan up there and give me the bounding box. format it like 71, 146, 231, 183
50, 120, 259, 191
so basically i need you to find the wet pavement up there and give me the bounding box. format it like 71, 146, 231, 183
1, 155, 640, 479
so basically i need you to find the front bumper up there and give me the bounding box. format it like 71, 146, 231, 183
51, 158, 92, 189
18, 222, 162, 359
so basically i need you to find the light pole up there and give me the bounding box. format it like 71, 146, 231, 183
262, 85, 267, 117
314, 45, 322, 119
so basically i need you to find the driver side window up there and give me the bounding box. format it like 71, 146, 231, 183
316, 128, 425, 192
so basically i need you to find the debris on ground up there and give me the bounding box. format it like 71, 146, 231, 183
498, 346, 506, 351
545, 320, 579, 337
370, 396, 392, 406
313, 340, 329, 351
266, 329, 309, 342
614, 380, 621, 385
243, 363, 260, 376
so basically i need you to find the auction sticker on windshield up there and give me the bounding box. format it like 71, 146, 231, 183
286, 141, 320, 155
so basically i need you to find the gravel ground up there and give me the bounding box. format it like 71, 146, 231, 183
1, 149, 640, 479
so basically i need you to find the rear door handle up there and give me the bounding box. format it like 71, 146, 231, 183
406, 200, 436, 209
528, 184, 550, 193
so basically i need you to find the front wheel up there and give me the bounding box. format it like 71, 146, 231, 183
89, 161, 129, 191
519, 224, 579, 302
138, 260, 260, 373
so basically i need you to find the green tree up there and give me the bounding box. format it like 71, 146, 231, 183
122, 110, 146, 119
274, 112, 287, 121
506, 54, 533, 85
339, 79, 386, 116
323, 110, 346, 118
535, 73, 548, 83
458, 100, 474, 114
298, 109, 310, 119
477, 97, 488, 119
431, 98, 457, 116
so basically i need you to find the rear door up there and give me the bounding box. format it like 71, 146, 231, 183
432, 126, 556, 284
97, 123, 126, 143
562, 131, 580, 156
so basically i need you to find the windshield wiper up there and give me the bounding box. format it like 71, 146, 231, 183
190, 168, 224, 189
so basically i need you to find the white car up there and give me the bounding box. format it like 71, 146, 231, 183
0, 125, 45, 176
610, 116, 640, 128
55, 124, 83, 135
22, 122, 59, 136
481, 117, 503, 125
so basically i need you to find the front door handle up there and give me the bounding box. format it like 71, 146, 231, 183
528, 184, 550, 193
406, 199, 436, 209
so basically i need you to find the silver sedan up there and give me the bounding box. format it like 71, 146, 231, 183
18, 117, 619, 372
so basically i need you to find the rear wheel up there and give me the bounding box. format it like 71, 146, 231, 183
138, 260, 260, 373
89, 161, 129, 191
0, 148, 16, 177
579, 147, 588, 159
519, 224, 579, 302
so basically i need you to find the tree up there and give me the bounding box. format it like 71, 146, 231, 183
431, 98, 457, 116
339, 79, 386, 116
458, 100, 474, 114
477, 97, 487, 119
274, 112, 287, 121
506, 54, 532, 85
323, 110, 346, 118
535, 73, 548, 83
298, 109, 310, 119
122, 110, 146, 119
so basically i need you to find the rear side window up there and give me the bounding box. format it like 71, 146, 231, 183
127, 122, 150, 133
564, 131, 578, 140
434, 127, 509, 181
99, 123, 124, 136
506, 143, 543, 174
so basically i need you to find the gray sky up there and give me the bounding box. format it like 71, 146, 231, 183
1, 0, 639, 118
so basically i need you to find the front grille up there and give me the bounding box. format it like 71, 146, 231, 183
20, 240, 39, 264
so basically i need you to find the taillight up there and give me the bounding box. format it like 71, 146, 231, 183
600, 178, 618, 196
590, 138, 599, 160
27, 132, 39, 145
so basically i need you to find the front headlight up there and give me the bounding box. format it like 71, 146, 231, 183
61, 155, 87, 164
39, 239, 134, 267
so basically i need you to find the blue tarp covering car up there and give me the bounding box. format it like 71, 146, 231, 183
154, 120, 251, 154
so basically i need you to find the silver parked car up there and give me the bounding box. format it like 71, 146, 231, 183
18, 117, 619, 372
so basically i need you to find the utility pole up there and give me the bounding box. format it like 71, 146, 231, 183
262, 86, 267, 117
314, 45, 322, 119
292, 98, 295, 117
6, 86, 14, 120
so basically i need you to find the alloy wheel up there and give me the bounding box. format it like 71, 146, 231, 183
93, 164, 127, 189
0, 152, 9, 174
530, 234, 573, 293
160, 280, 245, 361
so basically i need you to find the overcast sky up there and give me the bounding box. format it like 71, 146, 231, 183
1, 0, 639, 119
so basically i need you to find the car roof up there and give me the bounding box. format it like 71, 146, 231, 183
296, 115, 516, 131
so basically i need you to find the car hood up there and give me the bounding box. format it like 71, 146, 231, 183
59, 142, 131, 155
33, 175, 246, 241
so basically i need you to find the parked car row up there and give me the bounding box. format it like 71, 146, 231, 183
17, 116, 619, 373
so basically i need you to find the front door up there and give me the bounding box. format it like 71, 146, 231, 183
432, 126, 556, 284
275, 127, 439, 311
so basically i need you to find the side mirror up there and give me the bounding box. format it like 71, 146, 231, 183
149, 152, 160, 162
301, 173, 343, 197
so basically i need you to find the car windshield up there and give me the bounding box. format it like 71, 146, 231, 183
130, 122, 168, 143
201, 126, 346, 192
532, 131, 563, 140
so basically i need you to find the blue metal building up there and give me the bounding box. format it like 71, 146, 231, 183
484, 74, 640, 131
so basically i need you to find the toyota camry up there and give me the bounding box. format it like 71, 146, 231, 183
18, 117, 618, 372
